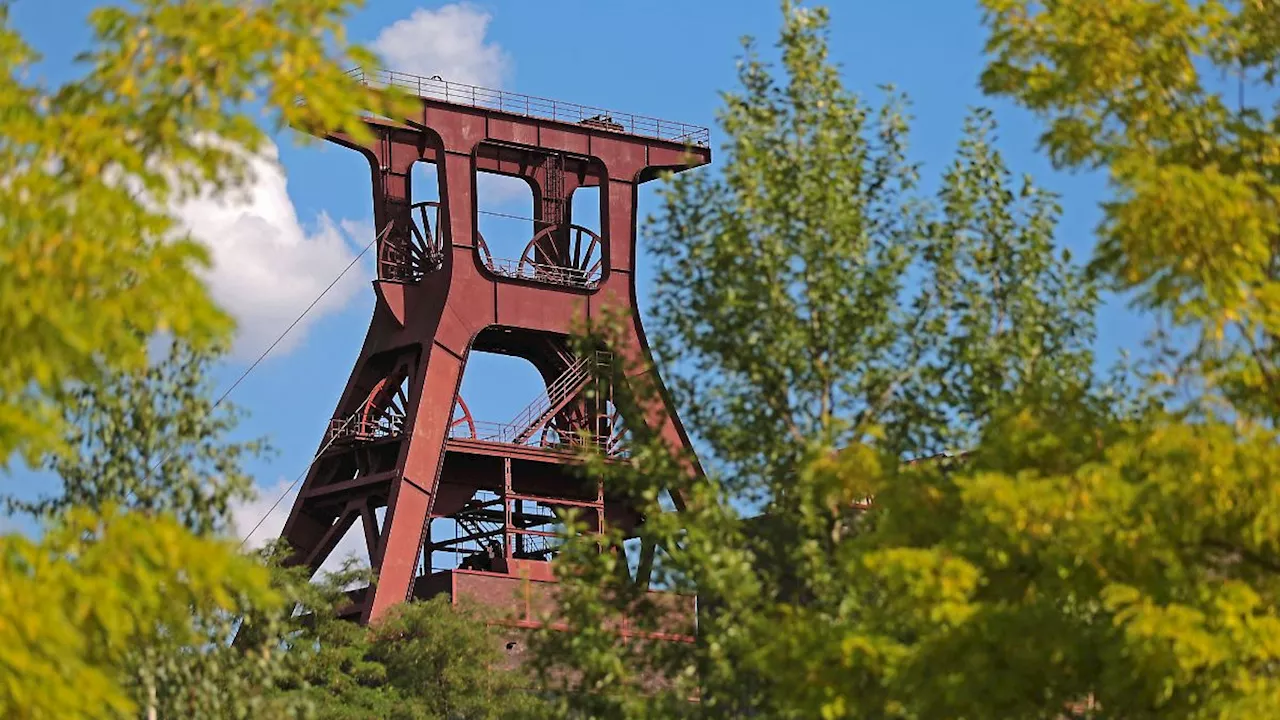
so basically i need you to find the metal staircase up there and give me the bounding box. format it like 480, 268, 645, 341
510, 355, 594, 444
456, 514, 497, 552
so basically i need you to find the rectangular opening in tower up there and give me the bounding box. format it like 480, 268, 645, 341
570, 184, 601, 236
474, 170, 536, 273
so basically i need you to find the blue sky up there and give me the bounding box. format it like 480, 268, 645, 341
4, 1, 1133, 553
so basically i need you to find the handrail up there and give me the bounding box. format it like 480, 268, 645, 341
327, 412, 399, 443
509, 356, 592, 438
485, 256, 599, 289
345, 67, 710, 148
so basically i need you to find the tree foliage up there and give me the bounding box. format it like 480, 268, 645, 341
0, 0, 406, 465
0, 2, 414, 716
532, 2, 1114, 717
0, 338, 306, 719
647, 3, 1097, 503
980, 0, 1280, 423
791, 410, 1280, 719
6, 338, 268, 535
534, 1, 1280, 718
260, 564, 545, 720
0, 507, 280, 720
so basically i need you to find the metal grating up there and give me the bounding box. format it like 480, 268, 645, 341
346, 67, 710, 147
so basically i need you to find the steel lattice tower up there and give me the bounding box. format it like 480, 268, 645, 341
279, 69, 710, 628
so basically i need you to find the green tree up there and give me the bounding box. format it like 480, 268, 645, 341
262, 568, 546, 720
646, 8, 1096, 499
0, 0, 405, 465
530, 2, 1280, 718
120, 553, 359, 720
784, 2, 1280, 716
0, 506, 281, 720
979, 0, 1280, 423
0, 2, 410, 716
5, 338, 268, 535
682, 2, 1280, 715
530, 2, 1111, 717
12, 336, 298, 720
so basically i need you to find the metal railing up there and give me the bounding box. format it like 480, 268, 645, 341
448, 418, 625, 458
485, 256, 599, 289
346, 67, 710, 148
451, 420, 509, 443
508, 356, 593, 441
327, 414, 400, 443
377, 241, 418, 283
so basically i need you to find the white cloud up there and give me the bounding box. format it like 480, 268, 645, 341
373, 3, 510, 89
233, 478, 369, 575
376, 5, 523, 212
173, 141, 374, 360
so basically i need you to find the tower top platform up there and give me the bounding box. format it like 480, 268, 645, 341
344, 67, 711, 148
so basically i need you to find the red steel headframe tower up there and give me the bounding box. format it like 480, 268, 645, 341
279, 69, 710, 625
